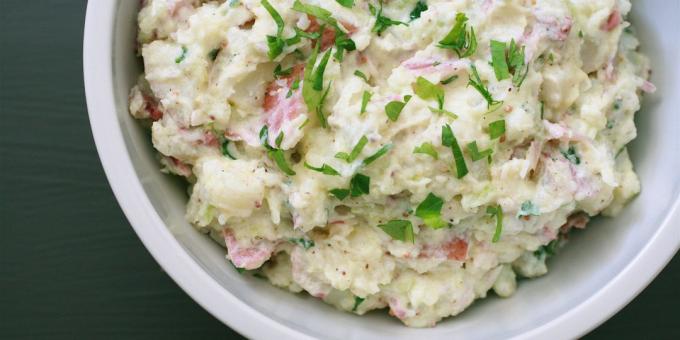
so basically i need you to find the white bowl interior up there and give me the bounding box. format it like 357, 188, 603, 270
107, 2, 680, 339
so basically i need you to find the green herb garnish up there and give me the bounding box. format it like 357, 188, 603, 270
534, 239, 559, 258
490, 39, 529, 87
378, 219, 415, 243
490, 40, 511, 81
335, 0, 354, 8
335, 135, 368, 163
369, 1, 408, 36
468, 64, 502, 109
292, 0, 356, 60
488, 119, 505, 140
289, 237, 315, 249
329, 188, 350, 200
561, 145, 580, 165
262, 0, 286, 60
466, 141, 492, 161
259, 125, 296, 175
416, 193, 446, 229
438, 13, 477, 58
208, 48, 220, 61
360, 90, 372, 114
409, 1, 428, 21
442, 124, 468, 178
413, 76, 444, 109
304, 162, 341, 175
354, 70, 369, 83
487, 204, 503, 242
385, 95, 412, 121
362, 144, 392, 166
175, 46, 188, 63
220, 138, 237, 160
440, 75, 458, 85
413, 142, 438, 159
302, 45, 332, 128
352, 296, 365, 312
517, 200, 540, 218
350, 173, 370, 197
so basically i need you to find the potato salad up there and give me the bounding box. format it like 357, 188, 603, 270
129, 0, 653, 327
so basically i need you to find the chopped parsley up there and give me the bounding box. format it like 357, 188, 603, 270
438, 13, 477, 58
486, 204, 503, 242
466, 141, 492, 162
468, 64, 502, 109
488, 120, 506, 140
273, 64, 292, 78
517, 200, 540, 218
354, 70, 369, 83
413, 142, 438, 159
289, 237, 315, 249
490, 39, 529, 87
329, 188, 350, 200
416, 193, 446, 229
442, 124, 468, 178
561, 145, 581, 165
440, 75, 458, 85
360, 90, 372, 114
335, 0, 354, 8
302, 45, 332, 128
335, 135, 368, 162
304, 162, 341, 176
262, 0, 286, 60
286, 79, 300, 98
362, 143, 393, 166
385, 95, 412, 121
352, 296, 365, 312
429, 107, 458, 119
208, 48, 220, 61
220, 138, 237, 160
413, 76, 445, 109
175, 46, 188, 64
409, 1, 428, 21
292, 0, 356, 60
369, 1, 408, 36
259, 125, 296, 175
378, 219, 415, 243
350, 173, 370, 197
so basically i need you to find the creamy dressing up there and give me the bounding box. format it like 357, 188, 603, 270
130, 0, 651, 327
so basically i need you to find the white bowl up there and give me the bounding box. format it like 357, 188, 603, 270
83, 1, 680, 339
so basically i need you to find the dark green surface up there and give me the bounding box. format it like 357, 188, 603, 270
0, 1, 677, 339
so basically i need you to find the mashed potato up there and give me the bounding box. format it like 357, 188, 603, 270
130, 0, 653, 327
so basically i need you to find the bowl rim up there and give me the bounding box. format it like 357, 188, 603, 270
83, 1, 680, 339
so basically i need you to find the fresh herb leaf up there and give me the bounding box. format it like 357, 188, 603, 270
350, 173, 370, 197
175, 46, 188, 63
286, 79, 301, 98
302, 45, 332, 128
335, 135, 368, 163
561, 145, 580, 165
466, 141, 492, 161
486, 204, 503, 242
416, 193, 446, 228
369, 1, 408, 36
220, 138, 236, 160
413, 76, 445, 109
266, 35, 285, 60
442, 124, 468, 178
488, 120, 505, 139
354, 70, 369, 83
352, 296, 365, 312
490, 40, 511, 81
268, 149, 296, 175
517, 200, 540, 218
292, 0, 356, 60
360, 90, 372, 114
438, 13, 477, 57
441, 75, 458, 85
507, 39, 529, 87
378, 219, 415, 243
409, 1, 428, 21
304, 162, 341, 176
275, 132, 284, 148
262, 0, 284, 34
335, 0, 354, 8
274, 64, 292, 78
413, 142, 438, 159
289, 237, 315, 249
428, 107, 458, 119
329, 188, 350, 200
208, 48, 221, 61
262, 0, 286, 60
363, 144, 392, 166
385, 95, 412, 121
468, 64, 501, 108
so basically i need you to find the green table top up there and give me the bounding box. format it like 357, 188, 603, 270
1, 1, 677, 338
